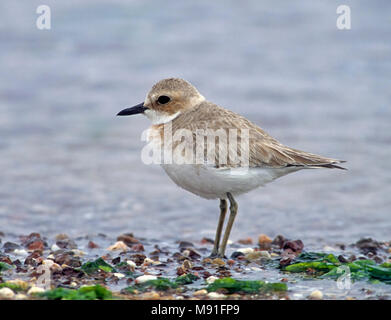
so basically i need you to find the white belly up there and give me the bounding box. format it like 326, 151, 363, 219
161, 164, 299, 199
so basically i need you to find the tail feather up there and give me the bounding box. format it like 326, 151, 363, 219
317, 161, 347, 170
311, 162, 347, 170
287, 160, 347, 170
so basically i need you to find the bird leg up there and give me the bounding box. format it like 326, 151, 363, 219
218, 192, 238, 258
210, 199, 227, 257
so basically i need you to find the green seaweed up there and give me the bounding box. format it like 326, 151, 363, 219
123, 276, 286, 295
206, 277, 287, 294
0, 262, 12, 273
115, 261, 129, 268
285, 261, 336, 273
123, 273, 200, 293
145, 278, 178, 290
175, 273, 199, 285
38, 285, 112, 300
123, 278, 177, 293
0, 282, 25, 292
284, 252, 391, 284
80, 257, 116, 274
114, 261, 137, 278
122, 286, 137, 294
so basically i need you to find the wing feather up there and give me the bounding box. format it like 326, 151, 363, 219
170, 102, 346, 169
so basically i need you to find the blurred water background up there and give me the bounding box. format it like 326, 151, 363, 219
0, 0, 390, 248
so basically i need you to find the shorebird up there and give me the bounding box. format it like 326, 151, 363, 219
117, 78, 346, 258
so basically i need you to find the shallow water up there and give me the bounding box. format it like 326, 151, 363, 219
0, 1, 390, 251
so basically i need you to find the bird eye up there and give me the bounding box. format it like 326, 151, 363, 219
157, 95, 171, 104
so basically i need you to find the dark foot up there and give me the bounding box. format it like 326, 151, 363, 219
209, 252, 226, 259
209, 251, 219, 258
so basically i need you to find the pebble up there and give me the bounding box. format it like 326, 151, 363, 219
117, 234, 139, 246
140, 291, 160, 300
211, 258, 225, 266
176, 266, 186, 276
56, 238, 77, 250
258, 234, 272, 247
186, 248, 201, 259
51, 244, 61, 251
178, 241, 194, 248
309, 290, 323, 300
207, 292, 226, 299
88, 241, 99, 249
106, 241, 129, 251
131, 243, 145, 252
42, 259, 54, 267
206, 276, 218, 284
3, 242, 20, 252
15, 293, 27, 300
27, 286, 46, 295
182, 259, 193, 269
193, 289, 208, 296
54, 253, 81, 268
55, 233, 69, 241
323, 245, 338, 252
0, 287, 15, 299
236, 247, 254, 254
14, 249, 28, 256
126, 260, 137, 270
283, 240, 304, 252
143, 258, 155, 266
7, 279, 29, 290
135, 275, 158, 284
182, 249, 190, 257
230, 251, 244, 259
71, 249, 86, 257
245, 250, 271, 261
250, 267, 262, 272
259, 250, 271, 258
227, 259, 235, 266
238, 237, 253, 245
27, 240, 44, 251
200, 237, 214, 245
50, 262, 62, 273
114, 273, 125, 279
373, 256, 383, 264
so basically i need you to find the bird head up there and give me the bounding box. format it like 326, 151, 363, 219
117, 78, 205, 124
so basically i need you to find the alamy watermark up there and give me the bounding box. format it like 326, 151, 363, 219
35, 5, 352, 32
336, 5, 351, 30
140, 122, 250, 168
336, 265, 351, 290
36, 5, 51, 30
36, 260, 52, 290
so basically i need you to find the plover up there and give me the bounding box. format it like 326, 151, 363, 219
118, 78, 346, 258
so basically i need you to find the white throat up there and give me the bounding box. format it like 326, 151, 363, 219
144, 109, 181, 125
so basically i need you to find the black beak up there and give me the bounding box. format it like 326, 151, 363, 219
117, 102, 148, 116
